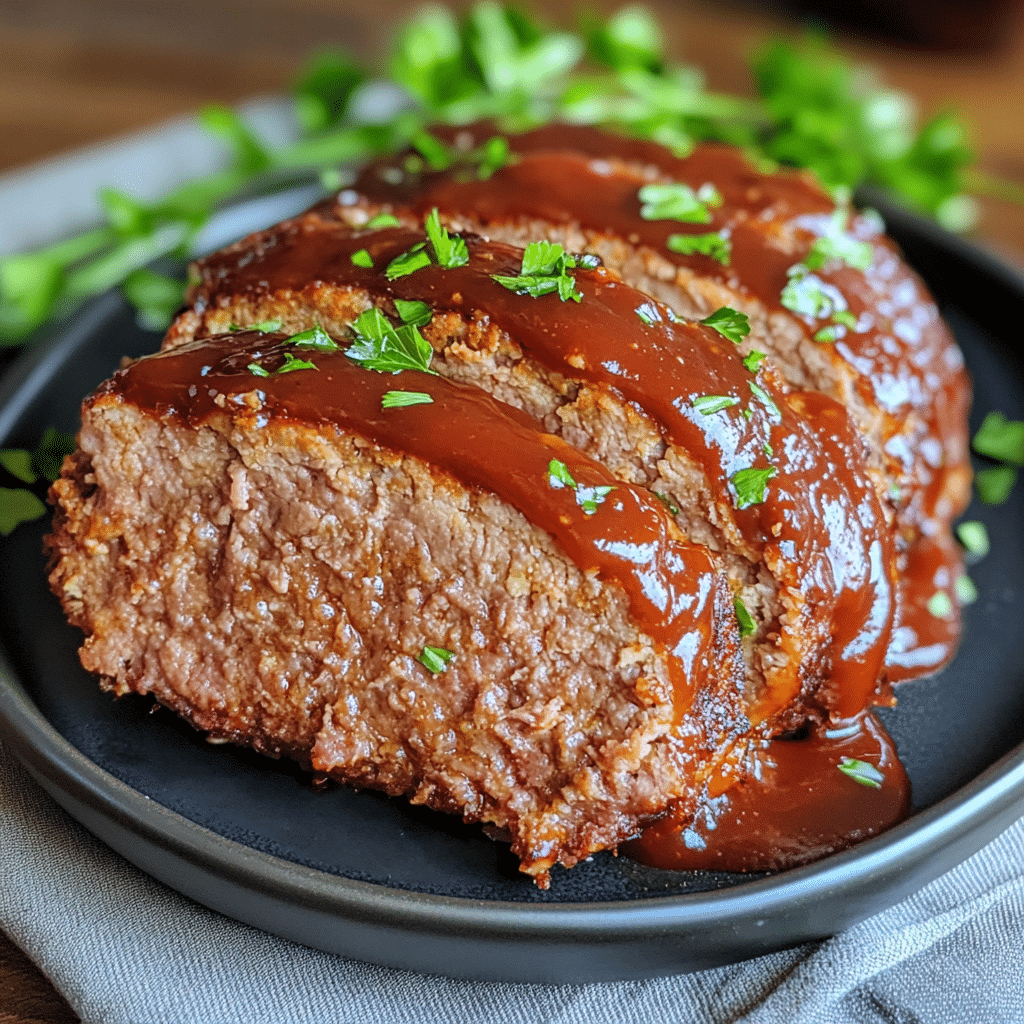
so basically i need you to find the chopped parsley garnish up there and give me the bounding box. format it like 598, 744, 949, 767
653, 491, 680, 515
666, 231, 731, 265
838, 757, 884, 789
248, 352, 318, 376
345, 307, 435, 374
813, 309, 859, 343
734, 595, 756, 638
411, 130, 453, 171
418, 645, 455, 673
230, 318, 283, 333
973, 411, 1024, 466
0, 488, 46, 536
781, 265, 838, 320
692, 394, 739, 415
365, 211, 402, 230
475, 135, 512, 179
0, 449, 35, 483
385, 242, 432, 281
381, 390, 434, 409
956, 574, 978, 605
730, 465, 777, 509
351, 248, 374, 268
492, 241, 592, 303
289, 324, 341, 351
393, 299, 432, 327
635, 302, 661, 326
743, 350, 767, 372
638, 182, 722, 223
700, 306, 750, 344
425, 207, 469, 269
804, 210, 874, 272
0, 427, 76, 535
975, 465, 1017, 505
927, 591, 954, 619
546, 458, 614, 514
956, 520, 990, 559
748, 381, 782, 422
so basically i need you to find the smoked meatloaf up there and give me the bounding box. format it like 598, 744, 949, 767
46, 126, 972, 885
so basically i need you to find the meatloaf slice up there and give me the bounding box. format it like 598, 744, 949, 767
172, 219, 898, 729
47, 331, 747, 885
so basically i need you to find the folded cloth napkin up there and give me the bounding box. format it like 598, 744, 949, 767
2, 738, 1023, 1024
2, 106, 1024, 1024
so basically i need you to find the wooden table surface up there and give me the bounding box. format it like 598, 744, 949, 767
1, 1, 1022, 1019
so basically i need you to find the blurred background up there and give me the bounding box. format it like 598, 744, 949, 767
1, 0, 1023, 262
0, 1, 1022, 1020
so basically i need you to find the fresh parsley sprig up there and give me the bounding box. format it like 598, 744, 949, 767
346, 307, 435, 374
0, 2, 1007, 348
492, 241, 599, 303
547, 458, 615, 514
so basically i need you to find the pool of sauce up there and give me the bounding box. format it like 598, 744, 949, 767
624, 712, 910, 873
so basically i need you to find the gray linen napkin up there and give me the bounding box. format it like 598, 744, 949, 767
2, 106, 1023, 1024
3, 738, 1023, 1023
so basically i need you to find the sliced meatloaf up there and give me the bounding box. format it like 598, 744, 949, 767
48, 125, 972, 883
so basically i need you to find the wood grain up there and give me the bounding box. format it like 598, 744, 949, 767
1, 2, 1022, 1020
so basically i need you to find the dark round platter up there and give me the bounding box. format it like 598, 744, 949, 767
1, 190, 1023, 983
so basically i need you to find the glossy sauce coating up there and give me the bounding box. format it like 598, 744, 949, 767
193, 224, 896, 723
624, 711, 910, 872
101, 330, 738, 721
346, 124, 970, 682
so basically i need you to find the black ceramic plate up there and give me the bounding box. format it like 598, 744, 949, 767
1, 191, 1023, 983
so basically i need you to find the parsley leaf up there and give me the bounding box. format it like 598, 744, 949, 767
781, 264, 839, 320
412, 130, 454, 171
743, 350, 767, 372
0, 487, 47, 536
418, 645, 455, 673
248, 352, 318, 376
975, 465, 1016, 505
748, 380, 782, 422
385, 241, 432, 281
804, 210, 874, 272
289, 325, 341, 351
546, 458, 614, 513
230, 318, 283, 333
731, 465, 777, 509
492, 241, 586, 303
638, 182, 722, 223
425, 208, 469, 268
0, 449, 36, 484
666, 231, 731, 264
956, 520, 990, 559
548, 458, 577, 489
635, 302, 661, 325
700, 306, 750, 344
382, 390, 434, 408
351, 249, 374, 268
734, 594, 756, 638
393, 298, 433, 327
973, 411, 1024, 466
366, 211, 402, 230
956, 574, 978, 605
838, 757, 884, 789
692, 394, 739, 415
927, 591, 954, 618
346, 307, 435, 374
653, 491, 680, 515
